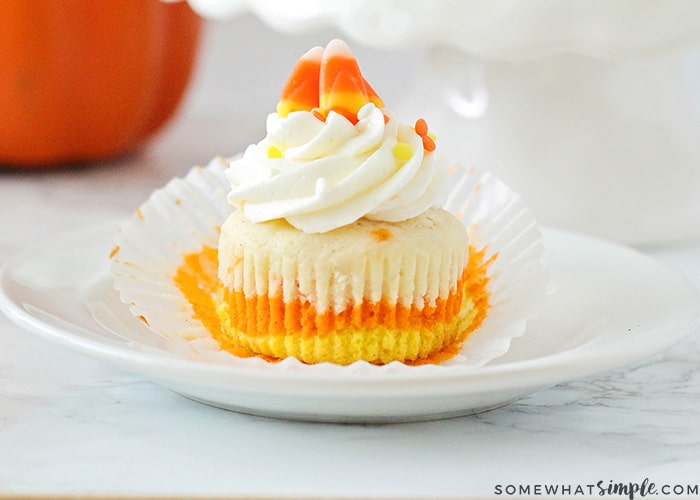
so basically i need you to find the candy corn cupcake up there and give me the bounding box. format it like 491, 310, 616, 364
216, 39, 486, 365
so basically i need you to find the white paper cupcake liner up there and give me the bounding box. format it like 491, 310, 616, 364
111, 157, 550, 371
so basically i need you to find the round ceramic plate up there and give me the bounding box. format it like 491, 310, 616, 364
1, 223, 698, 423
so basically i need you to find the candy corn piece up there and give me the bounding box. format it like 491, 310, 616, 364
364, 78, 385, 110
276, 46, 323, 117
319, 39, 384, 124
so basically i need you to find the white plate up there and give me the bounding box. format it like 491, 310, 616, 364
1, 224, 699, 423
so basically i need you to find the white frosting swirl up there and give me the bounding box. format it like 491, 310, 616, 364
226, 103, 447, 233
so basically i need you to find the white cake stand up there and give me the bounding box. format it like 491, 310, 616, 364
183, 0, 700, 245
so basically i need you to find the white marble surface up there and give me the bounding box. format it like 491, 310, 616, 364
1, 14, 700, 499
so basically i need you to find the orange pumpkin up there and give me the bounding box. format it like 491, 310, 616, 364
0, 0, 203, 167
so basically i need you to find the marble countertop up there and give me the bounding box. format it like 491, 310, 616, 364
1, 15, 700, 499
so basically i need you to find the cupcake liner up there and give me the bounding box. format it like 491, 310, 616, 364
111, 157, 550, 370
443, 164, 551, 365
111, 159, 231, 343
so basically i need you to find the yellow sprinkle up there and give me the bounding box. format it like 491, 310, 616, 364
267, 145, 283, 159
276, 101, 291, 117
428, 132, 437, 141
392, 142, 413, 162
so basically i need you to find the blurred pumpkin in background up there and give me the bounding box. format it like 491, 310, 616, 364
0, 0, 203, 167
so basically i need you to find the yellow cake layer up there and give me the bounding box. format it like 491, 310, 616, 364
216, 298, 477, 365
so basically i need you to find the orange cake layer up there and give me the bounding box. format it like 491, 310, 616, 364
220, 266, 470, 339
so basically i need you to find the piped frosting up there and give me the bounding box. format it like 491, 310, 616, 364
226, 39, 447, 233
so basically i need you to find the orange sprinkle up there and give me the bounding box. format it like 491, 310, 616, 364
415, 118, 429, 136
370, 228, 392, 242
383, 113, 390, 124
135, 208, 144, 221
138, 315, 150, 326
312, 109, 326, 122
175, 199, 182, 206
109, 244, 120, 259
422, 134, 436, 152
414, 118, 436, 152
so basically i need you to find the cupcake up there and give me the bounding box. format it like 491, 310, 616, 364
215, 40, 489, 365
